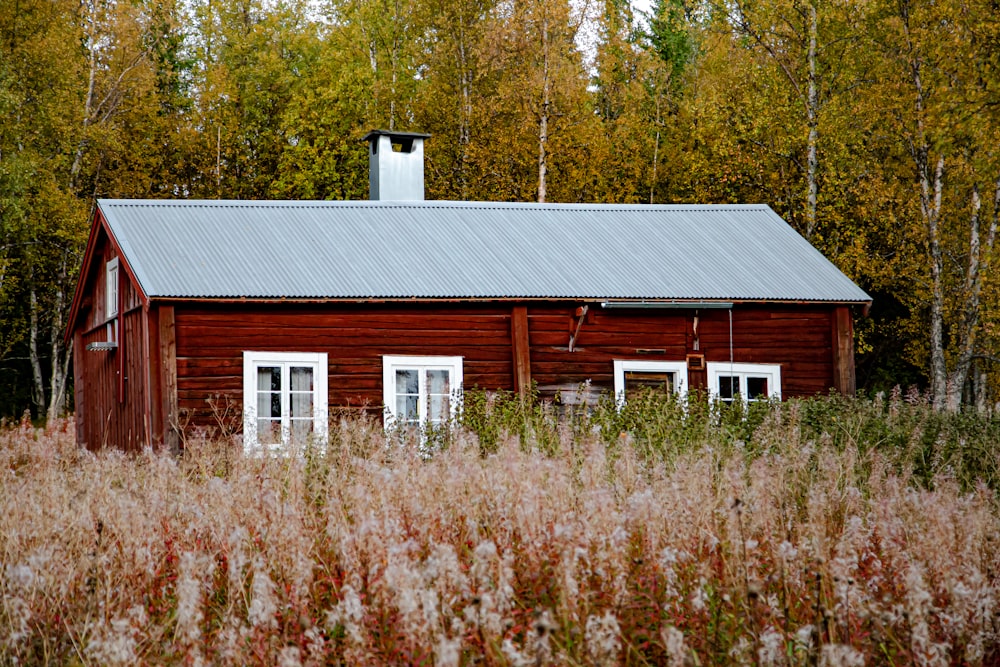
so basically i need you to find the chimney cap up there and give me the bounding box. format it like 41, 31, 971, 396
362, 129, 432, 143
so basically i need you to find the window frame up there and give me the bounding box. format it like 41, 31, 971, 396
706, 362, 782, 404
106, 257, 119, 320
613, 359, 689, 407
242, 351, 328, 453
382, 355, 464, 429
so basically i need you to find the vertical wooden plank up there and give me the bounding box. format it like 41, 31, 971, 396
117, 256, 125, 402
159, 305, 179, 451
831, 306, 856, 395
684, 314, 706, 392
73, 331, 86, 449
511, 305, 531, 398
143, 306, 158, 450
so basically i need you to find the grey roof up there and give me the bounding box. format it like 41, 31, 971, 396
96, 199, 871, 303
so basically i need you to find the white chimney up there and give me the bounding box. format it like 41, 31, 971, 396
363, 130, 430, 201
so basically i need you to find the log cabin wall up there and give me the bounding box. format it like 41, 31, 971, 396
527, 303, 837, 401
167, 300, 843, 439
73, 238, 149, 451
171, 303, 516, 434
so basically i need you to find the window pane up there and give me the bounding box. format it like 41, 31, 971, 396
429, 394, 450, 422
289, 419, 314, 443
396, 395, 419, 422
291, 392, 314, 419
426, 369, 451, 396
747, 377, 769, 400
258, 366, 281, 392
719, 376, 739, 400
257, 391, 281, 419
624, 371, 674, 397
291, 366, 314, 392
257, 419, 281, 445
396, 369, 419, 395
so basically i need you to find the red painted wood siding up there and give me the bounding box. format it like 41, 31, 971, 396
167, 301, 839, 438
76, 309, 150, 451
73, 235, 149, 450
527, 304, 835, 398
172, 303, 516, 429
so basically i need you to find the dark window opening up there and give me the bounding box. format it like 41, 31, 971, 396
718, 376, 739, 402
746, 377, 768, 400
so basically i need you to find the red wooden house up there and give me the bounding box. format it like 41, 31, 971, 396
67, 131, 871, 451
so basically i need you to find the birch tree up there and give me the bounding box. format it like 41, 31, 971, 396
720, 0, 865, 240
867, 0, 1000, 410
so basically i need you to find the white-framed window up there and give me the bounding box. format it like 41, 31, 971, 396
706, 362, 782, 404
613, 360, 689, 406
106, 257, 119, 319
382, 355, 463, 429
243, 351, 328, 452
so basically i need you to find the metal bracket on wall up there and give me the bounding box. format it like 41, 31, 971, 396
568, 305, 589, 352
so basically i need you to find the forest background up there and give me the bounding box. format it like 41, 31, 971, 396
1, 0, 999, 420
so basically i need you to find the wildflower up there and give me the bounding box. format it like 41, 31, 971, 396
819, 644, 865, 667
794, 624, 815, 653
529, 609, 555, 665
585, 611, 621, 666
5, 564, 34, 591
85, 616, 138, 666
327, 584, 366, 647
434, 636, 461, 667
175, 551, 209, 644
501, 637, 530, 666
4, 596, 31, 646
248, 558, 278, 629
757, 627, 784, 666
277, 645, 302, 667
778, 540, 798, 561
661, 625, 687, 667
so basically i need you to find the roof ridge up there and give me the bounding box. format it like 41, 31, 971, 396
100, 199, 772, 212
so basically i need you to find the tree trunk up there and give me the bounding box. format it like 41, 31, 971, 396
46, 257, 71, 421
456, 19, 471, 199
925, 156, 948, 410
650, 86, 663, 204
804, 1, 819, 239
537, 13, 550, 203
29, 287, 46, 417
943, 175, 1000, 410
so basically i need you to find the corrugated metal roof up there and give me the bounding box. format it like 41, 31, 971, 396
97, 199, 871, 303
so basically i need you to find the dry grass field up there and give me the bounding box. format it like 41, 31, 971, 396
2, 393, 999, 665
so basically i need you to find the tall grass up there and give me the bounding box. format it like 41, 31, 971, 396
2, 393, 999, 665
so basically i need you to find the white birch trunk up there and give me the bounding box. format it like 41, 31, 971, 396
46, 259, 70, 421
29, 288, 46, 415
537, 13, 550, 203
804, 2, 819, 239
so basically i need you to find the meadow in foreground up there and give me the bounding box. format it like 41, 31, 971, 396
2, 391, 999, 665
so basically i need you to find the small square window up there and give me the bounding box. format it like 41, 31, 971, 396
613, 360, 689, 407
707, 363, 781, 404
383, 356, 463, 429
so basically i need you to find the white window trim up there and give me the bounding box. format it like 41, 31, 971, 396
613, 360, 689, 407
106, 257, 119, 319
382, 355, 463, 429
242, 351, 328, 453
706, 362, 782, 403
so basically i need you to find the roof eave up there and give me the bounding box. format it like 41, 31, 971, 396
145, 295, 872, 306
64, 204, 152, 344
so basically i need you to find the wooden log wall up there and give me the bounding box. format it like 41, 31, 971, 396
171, 303, 516, 432
166, 301, 844, 439
527, 304, 837, 399
73, 236, 149, 450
